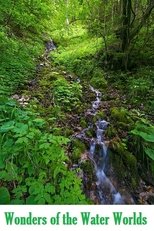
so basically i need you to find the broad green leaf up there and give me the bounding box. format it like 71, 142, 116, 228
44, 193, 52, 203
0, 120, 15, 133
13, 123, 28, 136
15, 137, 29, 145
11, 199, 24, 204
131, 130, 154, 142
26, 196, 36, 205
45, 184, 55, 194
0, 187, 10, 204
0, 158, 5, 169
37, 197, 45, 204
33, 118, 45, 127
145, 148, 154, 160
53, 166, 66, 179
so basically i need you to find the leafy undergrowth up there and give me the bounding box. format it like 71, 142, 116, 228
50, 24, 154, 203
0, 95, 88, 204
106, 67, 154, 116
0, 0, 53, 96
0, 33, 43, 96
0, 17, 154, 205
51, 24, 103, 79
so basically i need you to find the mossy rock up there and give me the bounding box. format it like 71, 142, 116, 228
71, 148, 82, 163
52, 127, 62, 136
71, 139, 87, 163
41, 74, 56, 82
110, 140, 139, 190
72, 139, 86, 152
85, 128, 95, 138
110, 107, 134, 129
147, 195, 154, 204
105, 126, 117, 139
39, 78, 51, 87
93, 111, 105, 123
80, 160, 96, 190
110, 107, 129, 122
77, 105, 85, 114
22, 90, 31, 97
80, 118, 87, 128
109, 151, 125, 180
32, 92, 44, 100
80, 160, 94, 175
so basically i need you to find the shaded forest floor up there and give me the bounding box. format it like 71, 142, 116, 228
0, 24, 154, 204
13, 25, 154, 203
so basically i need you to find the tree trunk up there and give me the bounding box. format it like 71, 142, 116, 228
121, 0, 132, 69
120, 0, 154, 69
121, 0, 132, 52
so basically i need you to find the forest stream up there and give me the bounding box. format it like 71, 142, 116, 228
0, 0, 154, 207
10, 39, 154, 205
75, 85, 124, 204
43, 40, 134, 204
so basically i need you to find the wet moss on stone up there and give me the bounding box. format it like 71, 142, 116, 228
110, 140, 139, 190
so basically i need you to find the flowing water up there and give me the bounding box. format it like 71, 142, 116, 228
89, 86, 124, 204
75, 85, 124, 204
37, 40, 124, 204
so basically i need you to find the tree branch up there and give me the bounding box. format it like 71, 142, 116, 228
130, 0, 154, 40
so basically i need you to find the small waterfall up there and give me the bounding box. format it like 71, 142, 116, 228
74, 84, 124, 204
45, 39, 56, 53
89, 86, 124, 204
36, 39, 56, 72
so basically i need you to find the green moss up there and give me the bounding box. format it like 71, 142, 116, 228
105, 126, 117, 138
52, 127, 62, 136
63, 128, 73, 137
71, 148, 82, 163
72, 139, 86, 152
110, 107, 135, 130
39, 78, 51, 88
80, 160, 96, 191
93, 111, 105, 123
71, 139, 86, 163
80, 160, 94, 175
80, 118, 87, 128
110, 151, 125, 180
110, 140, 139, 190
111, 107, 128, 122
85, 128, 95, 138
90, 69, 107, 91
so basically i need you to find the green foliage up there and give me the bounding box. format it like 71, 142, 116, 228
0, 97, 87, 204
90, 69, 107, 90
49, 0, 83, 31
131, 121, 154, 143
110, 107, 131, 124
52, 24, 102, 78
127, 67, 154, 111
0, 187, 10, 204
128, 68, 154, 97
53, 77, 82, 111
105, 126, 117, 139
131, 119, 154, 176
110, 140, 139, 189
0, 0, 154, 205
0, 0, 52, 95
129, 78, 150, 97
71, 139, 86, 163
